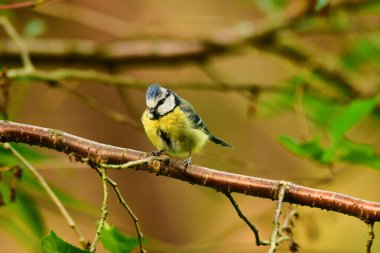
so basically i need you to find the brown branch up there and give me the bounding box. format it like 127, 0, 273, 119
0, 120, 380, 223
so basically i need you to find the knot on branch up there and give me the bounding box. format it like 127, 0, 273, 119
272, 180, 290, 201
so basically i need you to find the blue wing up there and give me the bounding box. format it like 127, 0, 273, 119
180, 103, 210, 134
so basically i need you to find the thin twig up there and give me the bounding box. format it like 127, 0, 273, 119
0, 16, 34, 72
56, 83, 140, 130
2, 142, 89, 248
92, 167, 146, 253
99, 156, 169, 170
268, 181, 289, 253
281, 208, 299, 252
223, 191, 269, 246
90, 167, 109, 252
366, 222, 375, 253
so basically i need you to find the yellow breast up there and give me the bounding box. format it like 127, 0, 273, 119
141, 107, 209, 157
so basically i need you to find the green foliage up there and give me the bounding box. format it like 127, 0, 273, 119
41, 231, 90, 253
341, 34, 380, 71
0, 144, 94, 251
100, 222, 142, 253
279, 96, 380, 169
278, 136, 326, 163
0, 0, 13, 16
0, 189, 46, 251
10, 191, 46, 238
328, 97, 378, 143
23, 18, 47, 38
0, 144, 48, 165
255, 0, 288, 11
315, 0, 329, 12
339, 139, 380, 170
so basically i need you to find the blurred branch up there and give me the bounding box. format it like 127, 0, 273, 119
34, 1, 138, 37
1, 121, 380, 225
1, 142, 89, 249
0, 0, 59, 10
6, 67, 281, 93
0, 16, 34, 72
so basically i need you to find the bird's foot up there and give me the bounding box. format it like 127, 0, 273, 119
151, 150, 164, 156
183, 157, 192, 168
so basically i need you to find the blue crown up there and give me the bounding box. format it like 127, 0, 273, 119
146, 83, 163, 100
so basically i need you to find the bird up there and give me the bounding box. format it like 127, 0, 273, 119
141, 84, 232, 167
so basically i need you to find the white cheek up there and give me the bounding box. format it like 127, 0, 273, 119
157, 95, 175, 115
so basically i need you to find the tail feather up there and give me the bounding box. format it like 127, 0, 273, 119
209, 135, 232, 148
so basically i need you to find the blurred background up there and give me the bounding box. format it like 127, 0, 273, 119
1, 0, 380, 252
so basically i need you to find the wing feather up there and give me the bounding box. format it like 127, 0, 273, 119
179, 100, 210, 134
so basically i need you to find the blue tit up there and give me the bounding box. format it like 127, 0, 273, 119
141, 84, 232, 167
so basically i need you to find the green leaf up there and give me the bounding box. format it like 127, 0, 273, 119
338, 139, 380, 170
100, 222, 142, 253
278, 135, 326, 163
0, 213, 40, 249
255, 0, 288, 11
0, 143, 48, 166
10, 190, 45, 238
20, 169, 96, 216
302, 94, 342, 127
341, 33, 380, 71
329, 97, 378, 144
315, 0, 329, 11
41, 231, 90, 253
23, 18, 47, 38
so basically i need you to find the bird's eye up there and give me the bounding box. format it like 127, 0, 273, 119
157, 99, 165, 106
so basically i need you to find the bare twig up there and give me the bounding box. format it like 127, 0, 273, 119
0, 16, 34, 72
99, 156, 169, 172
224, 191, 269, 246
92, 167, 146, 253
1, 142, 89, 248
90, 167, 109, 252
281, 208, 299, 252
366, 222, 375, 253
268, 181, 289, 253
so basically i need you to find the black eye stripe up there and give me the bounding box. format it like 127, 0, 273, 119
157, 99, 165, 106
156, 92, 171, 107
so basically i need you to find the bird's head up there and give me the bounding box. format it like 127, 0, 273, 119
145, 84, 178, 119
